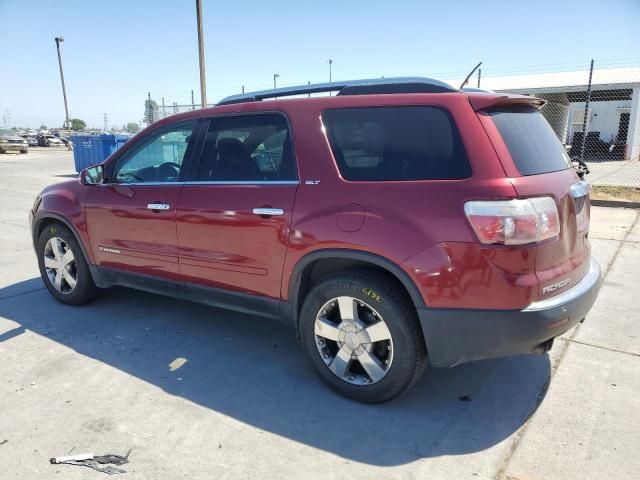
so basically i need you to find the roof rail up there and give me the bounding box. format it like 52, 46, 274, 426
217, 77, 458, 106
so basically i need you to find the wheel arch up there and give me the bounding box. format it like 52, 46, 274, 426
287, 249, 426, 332
32, 212, 94, 267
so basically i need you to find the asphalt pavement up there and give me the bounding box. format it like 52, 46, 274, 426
0, 150, 638, 479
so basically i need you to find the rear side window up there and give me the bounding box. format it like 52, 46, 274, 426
322, 106, 471, 181
197, 114, 297, 181
490, 107, 571, 176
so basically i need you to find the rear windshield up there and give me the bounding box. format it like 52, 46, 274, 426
322, 106, 471, 181
490, 106, 571, 176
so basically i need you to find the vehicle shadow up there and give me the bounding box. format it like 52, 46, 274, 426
0, 279, 551, 466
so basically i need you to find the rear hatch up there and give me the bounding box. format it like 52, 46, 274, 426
479, 102, 591, 302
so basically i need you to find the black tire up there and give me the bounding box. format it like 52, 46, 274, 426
36, 222, 99, 305
299, 269, 427, 403
20, 150, 28, 154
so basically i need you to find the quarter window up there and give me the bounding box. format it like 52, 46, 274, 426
197, 114, 296, 181
113, 121, 196, 183
322, 106, 471, 181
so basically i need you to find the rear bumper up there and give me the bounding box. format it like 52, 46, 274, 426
418, 258, 602, 367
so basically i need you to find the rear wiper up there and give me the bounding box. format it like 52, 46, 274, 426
572, 157, 590, 179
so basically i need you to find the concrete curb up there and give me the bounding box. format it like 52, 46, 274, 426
591, 199, 640, 209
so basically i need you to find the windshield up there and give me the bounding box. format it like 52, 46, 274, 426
490, 106, 571, 176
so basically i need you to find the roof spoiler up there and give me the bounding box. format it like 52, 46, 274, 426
469, 94, 546, 111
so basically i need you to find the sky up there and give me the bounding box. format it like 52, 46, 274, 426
1, 0, 639, 129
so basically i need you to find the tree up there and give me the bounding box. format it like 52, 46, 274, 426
40, 125, 47, 130
70, 118, 86, 131
144, 98, 159, 124
126, 122, 140, 133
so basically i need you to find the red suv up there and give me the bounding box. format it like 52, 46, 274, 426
30, 78, 602, 403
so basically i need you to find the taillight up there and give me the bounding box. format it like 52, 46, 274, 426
464, 197, 560, 245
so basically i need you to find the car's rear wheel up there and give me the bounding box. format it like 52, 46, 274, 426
300, 269, 427, 403
37, 223, 99, 305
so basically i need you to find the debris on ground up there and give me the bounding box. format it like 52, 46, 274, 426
458, 395, 472, 402
0, 439, 7, 446
50, 450, 131, 475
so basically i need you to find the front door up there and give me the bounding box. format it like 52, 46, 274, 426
176, 113, 298, 299
85, 120, 198, 281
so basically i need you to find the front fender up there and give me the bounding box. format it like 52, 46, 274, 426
31, 180, 93, 264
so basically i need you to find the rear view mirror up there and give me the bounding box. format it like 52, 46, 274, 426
80, 165, 104, 185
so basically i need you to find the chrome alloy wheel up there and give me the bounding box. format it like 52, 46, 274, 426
43, 237, 77, 294
314, 296, 393, 385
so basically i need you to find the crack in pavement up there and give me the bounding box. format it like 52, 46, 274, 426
0, 287, 45, 302
495, 209, 640, 480
558, 337, 640, 358
0, 219, 28, 229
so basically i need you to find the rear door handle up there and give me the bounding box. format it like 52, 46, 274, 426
147, 203, 171, 210
252, 208, 284, 216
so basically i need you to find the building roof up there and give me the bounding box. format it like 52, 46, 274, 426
445, 67, 640, 93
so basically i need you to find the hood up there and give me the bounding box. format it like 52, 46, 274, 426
0, 134, 26, 142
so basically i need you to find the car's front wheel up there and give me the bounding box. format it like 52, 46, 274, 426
36, 223, 99, 305
299, 270, 427, 403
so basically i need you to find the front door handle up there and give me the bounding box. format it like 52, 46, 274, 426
147, 203, 171, 211
252, 207, 284, 216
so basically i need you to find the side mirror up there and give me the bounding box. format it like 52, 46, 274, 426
80, 165, 104, 185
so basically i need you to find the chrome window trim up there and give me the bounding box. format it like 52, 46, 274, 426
100, 180, 299, 187
184, 180, 299, 186
522, 258, 601, 312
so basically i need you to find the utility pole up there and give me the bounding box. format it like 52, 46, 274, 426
55, 37, 71, 130
273, 73, 280, 89
103, 113, 108, 132
580, 59, 595, 162
477, 68, 482, 88
195, 0, 207, 108
328, 59, 333, 95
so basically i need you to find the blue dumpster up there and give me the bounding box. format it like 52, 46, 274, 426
71, 134, 130, 172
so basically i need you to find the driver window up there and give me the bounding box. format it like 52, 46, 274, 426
113, 122, 196, 183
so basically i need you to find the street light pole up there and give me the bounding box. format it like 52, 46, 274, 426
54, 37, 70, 130
195, 0, 207, 108
327, 59, 333, 96
273, 73, 279, 89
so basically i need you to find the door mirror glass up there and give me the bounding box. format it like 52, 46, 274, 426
81, 165, 104, 185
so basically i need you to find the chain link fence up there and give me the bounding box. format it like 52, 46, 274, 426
487, 65, 640, 191
144, 63, 640, 191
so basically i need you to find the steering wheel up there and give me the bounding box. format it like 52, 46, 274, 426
158, 162, 181, 180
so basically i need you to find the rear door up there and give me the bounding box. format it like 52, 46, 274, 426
480, 106, 591, 301
176, 113, 298, 299
85, 120, 199, 281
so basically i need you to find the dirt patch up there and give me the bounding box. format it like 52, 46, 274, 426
592, 186, 640, 203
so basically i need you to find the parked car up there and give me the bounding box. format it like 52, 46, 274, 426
37, 134, 66, 147
29, 77, 602, 403
0, 129, 28, 153
25, 136, 39, 147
